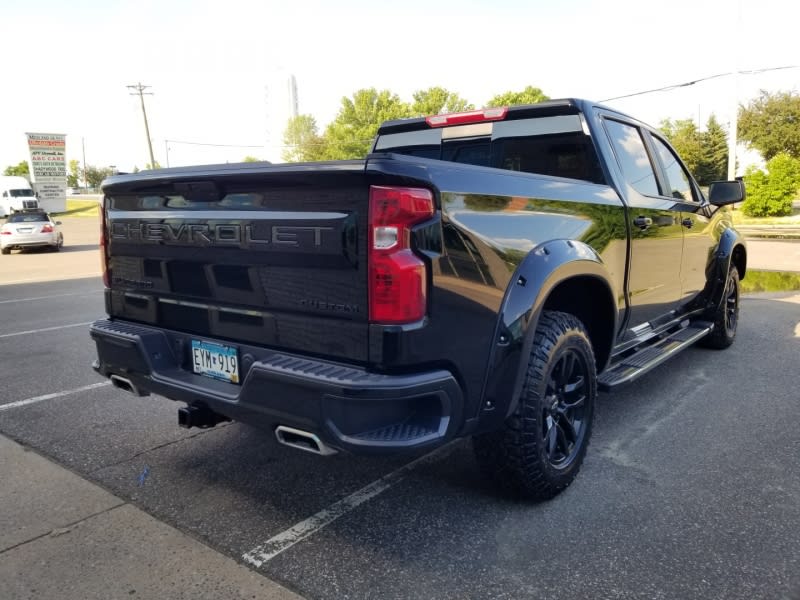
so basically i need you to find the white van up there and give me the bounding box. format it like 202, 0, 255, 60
0, 176, 39, 217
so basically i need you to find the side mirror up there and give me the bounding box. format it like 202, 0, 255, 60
708, 180, 745, 206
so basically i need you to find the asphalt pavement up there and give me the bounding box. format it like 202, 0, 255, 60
0, 219, 799, 599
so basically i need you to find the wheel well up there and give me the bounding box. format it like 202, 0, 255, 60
542, 276, 615, 371
732, 244, 746, 280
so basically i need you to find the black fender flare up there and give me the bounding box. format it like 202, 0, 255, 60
476, 239, 618, 426
704, 227, 747, 314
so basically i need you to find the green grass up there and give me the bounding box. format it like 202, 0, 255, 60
731, 206, 800, 226
741, 270, 800, 294
53, 199, 100, 218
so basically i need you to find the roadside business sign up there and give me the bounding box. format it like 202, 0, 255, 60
26, 132, 67, 212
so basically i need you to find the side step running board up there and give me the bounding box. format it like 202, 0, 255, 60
598, 322, 713, 391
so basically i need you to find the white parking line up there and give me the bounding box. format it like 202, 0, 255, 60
242, 442, 457, 567
0, 273, 101, 286
0, 381, 111, 413
0, 291, 100, 304
0, 321, 93, 338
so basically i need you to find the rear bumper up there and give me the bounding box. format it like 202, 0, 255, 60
90, 319, 464, 454
1, 234, 57, 249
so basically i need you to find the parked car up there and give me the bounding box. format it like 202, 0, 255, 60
0, 211, 64, 254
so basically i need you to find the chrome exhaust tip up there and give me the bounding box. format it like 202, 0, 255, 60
109, 374, 148, 397
275, 425, 337, 456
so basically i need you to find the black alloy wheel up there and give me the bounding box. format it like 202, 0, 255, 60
542, 349, 590, 469
473, 311, 597, 500
700, 264, 740, 349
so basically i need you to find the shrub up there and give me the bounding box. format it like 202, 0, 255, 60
741, 153, 800, 217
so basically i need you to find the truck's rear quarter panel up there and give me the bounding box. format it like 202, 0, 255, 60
366, 155, 627, 424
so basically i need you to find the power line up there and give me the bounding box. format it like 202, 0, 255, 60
127, 83, 157, 168
600, 65, 799, 102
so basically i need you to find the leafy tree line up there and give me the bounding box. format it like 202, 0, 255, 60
5, 159, 123, 188
68, 160, 115, 187
3, 161, 29, 177
737, 90, 800, 216
741, 154, 800, 217
739, 90, 800, 161
282, 85, 549, 162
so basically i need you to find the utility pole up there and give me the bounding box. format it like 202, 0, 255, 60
727, 0, 743, 181
727, 81, 738, 180
127, 82, 156, 168
81, 137, 88, 192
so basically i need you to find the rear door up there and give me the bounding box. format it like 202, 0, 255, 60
602, 118, 684, 338
103, 166, 371, 363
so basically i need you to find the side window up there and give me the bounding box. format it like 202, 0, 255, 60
604, 119, 659, 196
651, 136, 696, 202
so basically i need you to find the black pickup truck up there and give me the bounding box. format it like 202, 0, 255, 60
91, 99, 746, 499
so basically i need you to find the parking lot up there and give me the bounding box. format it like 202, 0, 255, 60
1, 219, 799, 599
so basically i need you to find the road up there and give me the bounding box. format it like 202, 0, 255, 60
0, 279, 799, 599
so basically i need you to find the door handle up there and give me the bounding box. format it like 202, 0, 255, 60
681, 218, 694, 229
633, 216, 653, 230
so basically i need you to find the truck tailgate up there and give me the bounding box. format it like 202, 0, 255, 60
102, 163, 370, 362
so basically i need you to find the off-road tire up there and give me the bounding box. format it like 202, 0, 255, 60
699, 265, 740, 349
473, 310, 597, 500
1, 247, 10, 255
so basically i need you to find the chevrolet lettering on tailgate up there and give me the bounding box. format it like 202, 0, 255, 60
110, 222, 335, 249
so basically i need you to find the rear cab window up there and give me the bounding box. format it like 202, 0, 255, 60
374, 113, 606, 185
603, 119, 659, 197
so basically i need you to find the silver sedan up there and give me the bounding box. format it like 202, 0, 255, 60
1, 212, 64, 254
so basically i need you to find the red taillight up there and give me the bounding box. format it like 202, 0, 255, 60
368, 186, 434, 324
0, 230, 10, 235
41, 224, 54, 233
425, 107, 508, 128
100, 204, 110, 288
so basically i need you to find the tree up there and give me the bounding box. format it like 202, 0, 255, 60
658, 115, 728, 185
741, 153, 800, 217
411, 87, 473, 116
242, 155, 260, 162
283, 115, 327, 162
321, 89, 412, 160
739, 90, 800, 160
485, 86, 549, 108
3, 160, 29, 177
84, 165, 114, 187
695, 115, 728, 185
659, 118, 703, 176
67, 159, 81, 187
145, 161, 162, 170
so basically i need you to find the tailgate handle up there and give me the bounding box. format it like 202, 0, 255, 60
174, 181, 222, 202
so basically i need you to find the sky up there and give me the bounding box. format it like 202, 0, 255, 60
0, 0, 798, 173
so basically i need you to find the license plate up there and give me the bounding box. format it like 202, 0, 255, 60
191, 340, 240, 384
